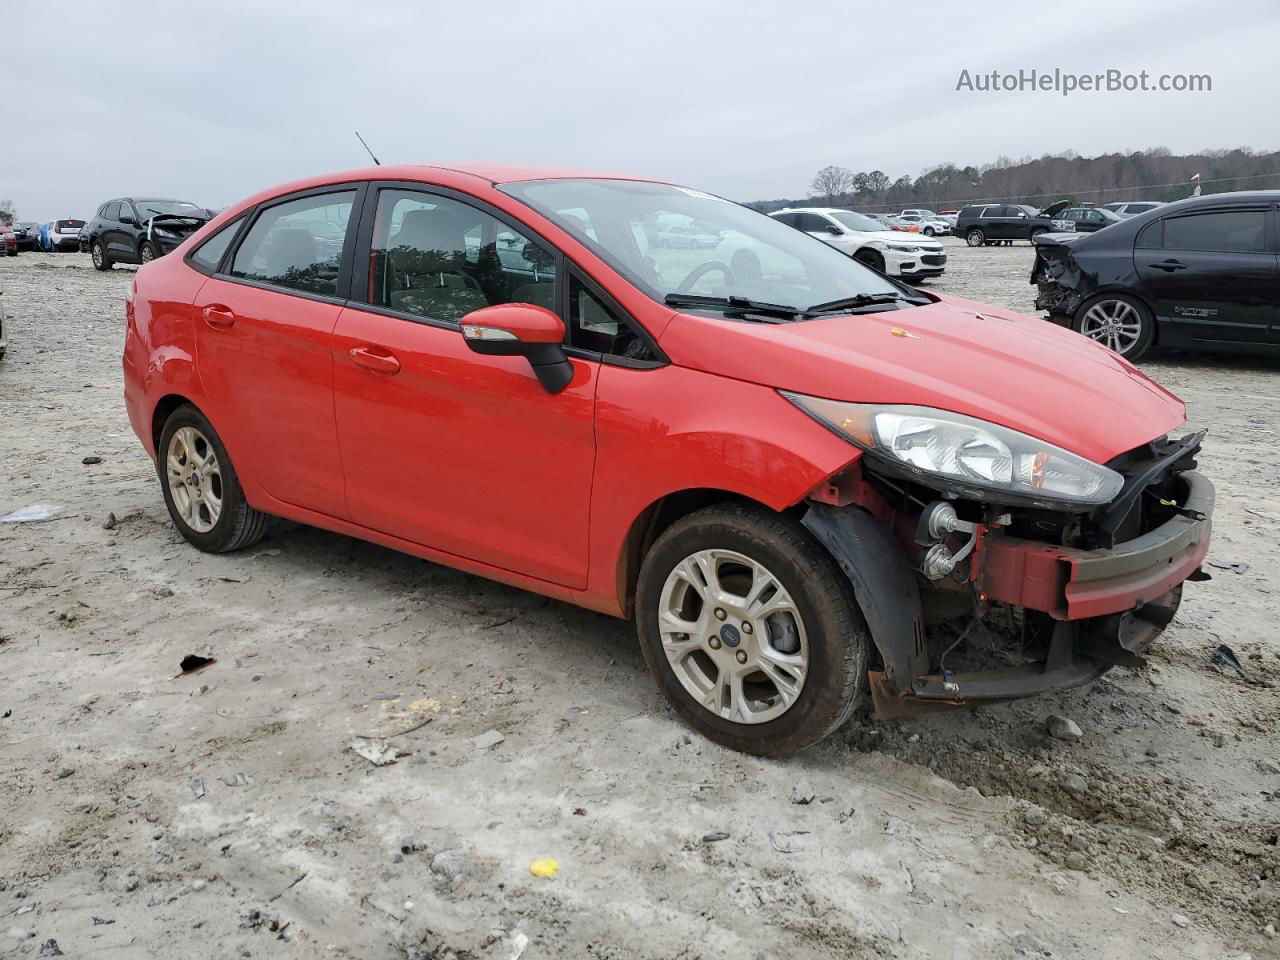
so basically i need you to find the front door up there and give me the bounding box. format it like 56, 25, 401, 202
331, 186, 596, 588
191, 186, 360, 518
1134, 206, 1276, 345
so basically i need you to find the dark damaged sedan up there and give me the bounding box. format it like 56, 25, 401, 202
1032, 191, 1280, 361
83, 197, 210, 270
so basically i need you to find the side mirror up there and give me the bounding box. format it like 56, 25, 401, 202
461, 303, 573, 395
823, 223, 842, 235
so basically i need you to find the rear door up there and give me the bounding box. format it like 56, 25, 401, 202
191, 185, 361, 518
1134, 205, 1276, 345
330, 183, 598, 588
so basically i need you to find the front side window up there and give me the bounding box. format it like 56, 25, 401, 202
189, 217, 244, 273
1161, 210, 1266, 253
500, 179, 902, 314
369, 190, 555, 323
231, 190, 355, 296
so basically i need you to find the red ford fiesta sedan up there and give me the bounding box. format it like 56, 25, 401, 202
123, 165, 1213, 755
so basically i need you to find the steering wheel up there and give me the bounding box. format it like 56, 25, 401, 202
675, 260, 736, 293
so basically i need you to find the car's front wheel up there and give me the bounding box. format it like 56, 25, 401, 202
635, 503, 869, 757
965, 228, 986, 246
1073, 293, 1155, 361
923, 227, 935, 236
91, 240, 112, 271
157, 404, 270, 553
140, 241, 159, 263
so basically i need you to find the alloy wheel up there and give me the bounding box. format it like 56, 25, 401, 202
140, 244, 154, 263
1079, 298, 1144, 355
91, 243, 103, 268
657, 549, 808, 724
166, 426, 223, 533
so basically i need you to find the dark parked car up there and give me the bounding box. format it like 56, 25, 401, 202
1055, 206, 1123, 233
1032, 190, 1280, 361
13, 222, 40, 251
82, 198, 210, 270
954, 203, 1074, 246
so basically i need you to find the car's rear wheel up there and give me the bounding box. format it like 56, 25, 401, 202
965, 228, 985, 246
635, 503, 868, 757
91, 240, 112, 271
1073, 293, 1155, 361
157, 404, 269, 553
139, 241, 159, 263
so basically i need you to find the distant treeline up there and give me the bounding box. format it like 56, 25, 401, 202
747, 147, 1280, 213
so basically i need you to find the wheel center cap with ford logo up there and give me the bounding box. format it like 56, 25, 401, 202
719, 623, 741, 647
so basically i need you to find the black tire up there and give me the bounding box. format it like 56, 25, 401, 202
91, 240, 112, 271
1030, 228, 1048, 241
635, 503, 869, 757
854, 249, 885, 273
157, 404, 269, 553
139, 241, 160, 263
923, 227, 935, 237
1072, 293, 1156, 362
965, 228, 986, 247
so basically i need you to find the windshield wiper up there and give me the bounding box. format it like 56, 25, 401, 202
804, 292, 926, 314
664, 293, 802, 321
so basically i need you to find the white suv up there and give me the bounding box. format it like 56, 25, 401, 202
769, 208, 946, 281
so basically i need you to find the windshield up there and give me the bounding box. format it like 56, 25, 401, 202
831, 211, 888, 232
135, 199, 206, 220
500, 179, 903, 313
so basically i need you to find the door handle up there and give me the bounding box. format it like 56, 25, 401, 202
349, 345, 401, 375
202, 304, 236, 328
1149, 259, 1187, 272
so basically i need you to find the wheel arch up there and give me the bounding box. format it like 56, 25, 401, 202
616, 487, 783, 619
151, 393, 201, 452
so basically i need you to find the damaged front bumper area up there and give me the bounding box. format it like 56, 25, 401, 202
804, 437, 1214, 718
1030, 233, 1088, 320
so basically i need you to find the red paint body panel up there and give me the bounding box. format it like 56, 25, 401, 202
657, 293, 1185, 465
192, 278, 349, 519
331, 306, 597, 589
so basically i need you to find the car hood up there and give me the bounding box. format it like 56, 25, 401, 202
658, 293, 1185, 465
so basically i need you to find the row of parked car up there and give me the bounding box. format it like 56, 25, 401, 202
0, 219, 86, 255
0, 196, 212, 263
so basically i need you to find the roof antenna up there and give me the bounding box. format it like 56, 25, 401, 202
355, 130, 381, 166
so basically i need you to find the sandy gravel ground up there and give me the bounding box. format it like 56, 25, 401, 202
1, 240, 1277, 960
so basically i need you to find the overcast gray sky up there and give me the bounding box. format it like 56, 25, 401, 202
4, 0, 1276, 222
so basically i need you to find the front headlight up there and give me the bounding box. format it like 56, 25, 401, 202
783, 395, 1124, 508
153, 226, 180, 238
886, 243, 921, 253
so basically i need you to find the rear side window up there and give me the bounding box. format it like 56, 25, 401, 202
1162, 210, 1266, 253
231, 191, 355, 296
368, 189, 555, 323
189, 217, 244, 274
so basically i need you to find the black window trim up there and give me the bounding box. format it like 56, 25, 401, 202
348, 179, 669, 367
211, 182, 370, 308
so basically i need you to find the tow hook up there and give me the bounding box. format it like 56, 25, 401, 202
918, 501, 979, 580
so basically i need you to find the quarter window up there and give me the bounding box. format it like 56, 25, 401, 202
369, 190, 556, 323
231, 191, 355, 296
1161, 210, 1266, 253
102, 202, 120, 221
189, 217, 244, 273
568, 274, 655, 361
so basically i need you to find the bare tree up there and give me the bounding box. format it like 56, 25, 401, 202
0, 199, 15, 226
809, 166, 855, 206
